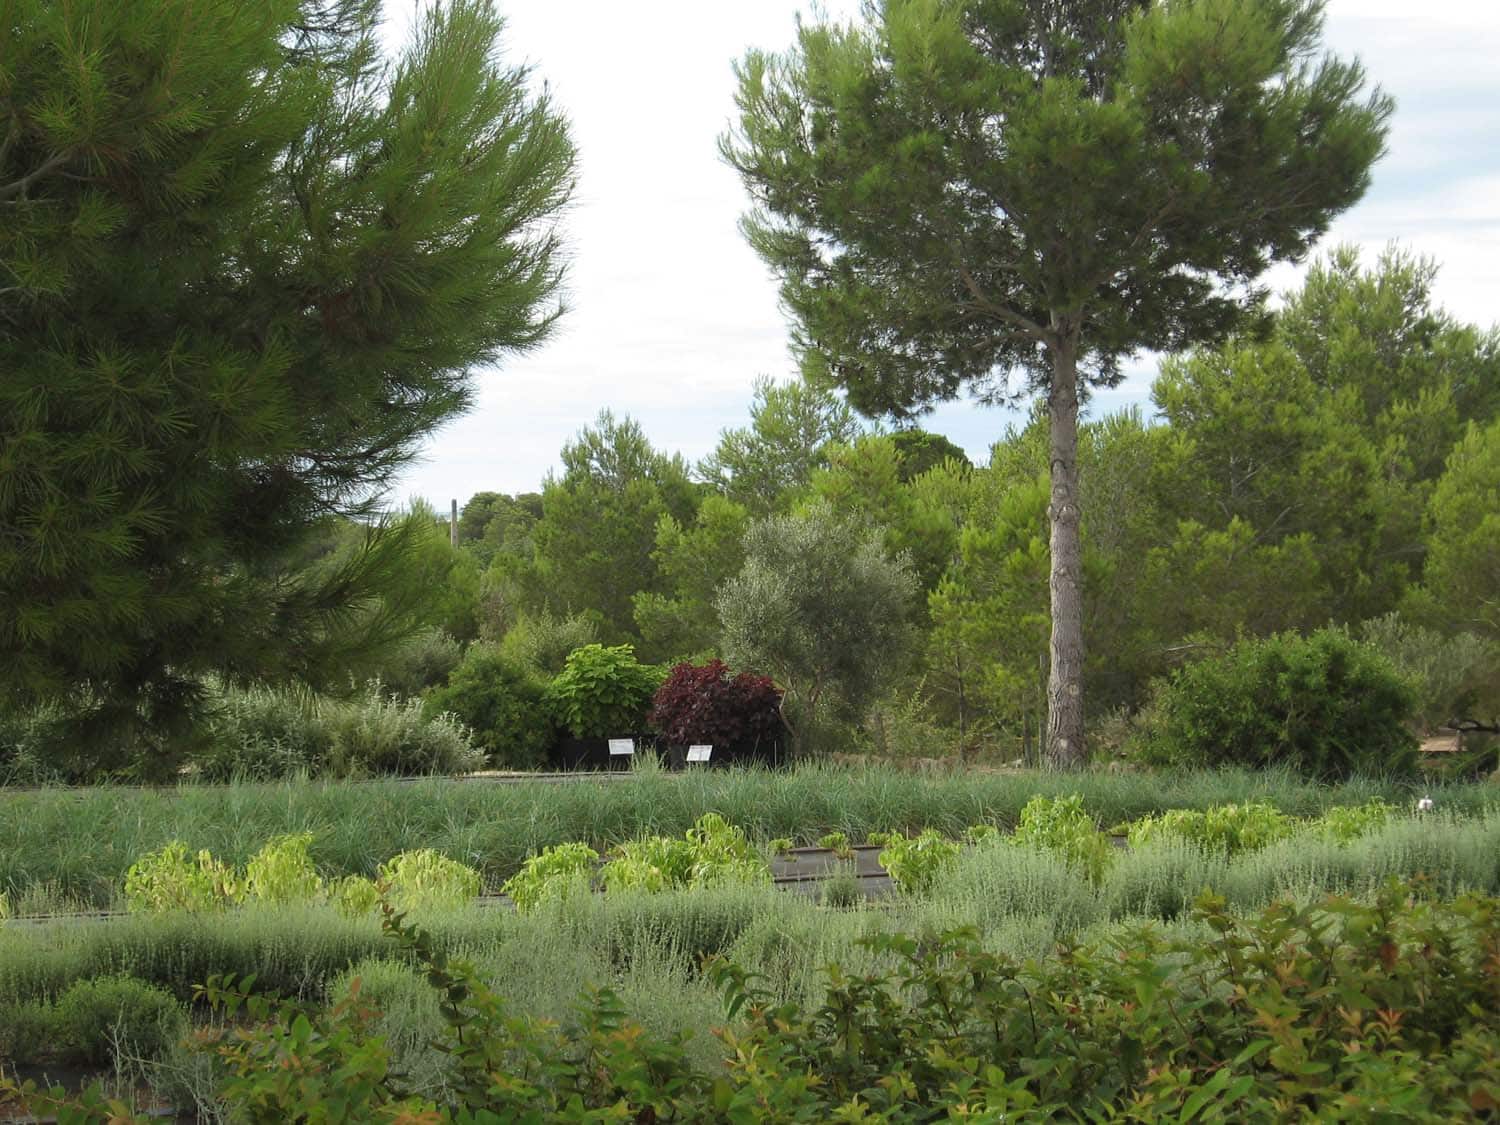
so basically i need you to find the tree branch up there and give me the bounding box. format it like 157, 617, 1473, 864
958, 266, 1047, 340
0, 149, 74, 201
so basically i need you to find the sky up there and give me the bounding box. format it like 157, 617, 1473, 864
382, 0, 1500, 507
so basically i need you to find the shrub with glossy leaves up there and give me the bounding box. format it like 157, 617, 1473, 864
647, 659, 784, 749
542, 644, 664, 739
1134, 628, 1418, 779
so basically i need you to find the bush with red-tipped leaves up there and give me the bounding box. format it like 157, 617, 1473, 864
648, 660, 784, 750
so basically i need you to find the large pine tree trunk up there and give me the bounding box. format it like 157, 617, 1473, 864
1045, 335, 1086, 769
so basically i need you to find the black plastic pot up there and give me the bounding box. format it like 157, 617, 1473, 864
662, 739, 787, 770
549, 734, 660, 772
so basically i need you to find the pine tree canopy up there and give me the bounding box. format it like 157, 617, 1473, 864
723, 0, 1391, 766
0, 0, 575, 757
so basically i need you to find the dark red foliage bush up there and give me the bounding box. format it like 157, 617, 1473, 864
648, 661, 784, 748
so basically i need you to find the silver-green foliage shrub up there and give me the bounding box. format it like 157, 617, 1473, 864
320, 682, 483, 777
930, 836, 1100, 937
1361, 612, 1498, 730
200, 679, 482, 780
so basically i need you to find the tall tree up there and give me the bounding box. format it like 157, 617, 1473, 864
699, 375, 863, 512
532, 411, 699, 643
719, 502, 918, 752
724, 0, 1391, 766
0, 0, 575, 751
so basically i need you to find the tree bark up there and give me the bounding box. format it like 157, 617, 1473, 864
1045, 333, 1087, 769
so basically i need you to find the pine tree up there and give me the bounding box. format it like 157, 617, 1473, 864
0, 0, 574, 764
724, 0, 1391, 767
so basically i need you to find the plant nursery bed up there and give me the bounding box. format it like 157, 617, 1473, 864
771, 844, 888, 879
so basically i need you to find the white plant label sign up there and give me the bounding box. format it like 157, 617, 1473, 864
686, 744, 713, 763
608, 738, 635, 756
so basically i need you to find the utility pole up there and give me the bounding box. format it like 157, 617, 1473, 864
450, 499, 458, 548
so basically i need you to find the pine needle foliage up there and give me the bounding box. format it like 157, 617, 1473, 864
0, 0, 575, 766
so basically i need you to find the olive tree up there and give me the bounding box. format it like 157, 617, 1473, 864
718, 502, 918, 751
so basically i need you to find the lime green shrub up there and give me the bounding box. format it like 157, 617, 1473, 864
1127, 801, 1295, 856
502, 842, 599, 913
1316, 798, 1394, 843
124, 841, 241, 912
602, 814, 769, 894
816, 831, 853, 858
378, 850, 482, 912
1014, 794, 1113, 881
878, 830, 960, 895
1133, 628, 1418, 778
244, 833, 323, 905
332, 875, 382, 919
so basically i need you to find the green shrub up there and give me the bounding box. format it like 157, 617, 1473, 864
683, 813, 769, 887
502, 842, 598, 914
374, 628, 465, 698
0, 704, 69, 786
124, 841, 241, 913
496, 609, 601, 677
422, 647, 553, 769
1361, 612, 1499, 731
603, 835, 696, 894
378, 850, 482, 911
1316, 798, 1394, 843
819, 865, 864, 908
602, 815, 769, 895
1126, 801, 1295, 856
817, 830, 853, 858
878, 830, 961, 895
1133, 628, 1419, 779
243, 833, 323, 905
542, 644, 663, 739
1013, 794, 1114, 881
52, 976, 185, 1066
195, 682, 324, 780
332, 875, 382, 919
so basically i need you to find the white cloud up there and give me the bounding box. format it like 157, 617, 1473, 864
384, 0, 1500, 504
